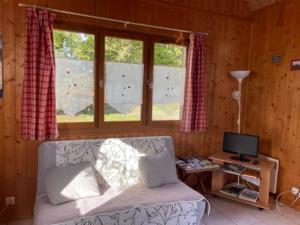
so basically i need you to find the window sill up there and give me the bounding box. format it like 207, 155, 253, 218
58, 123, 180, 138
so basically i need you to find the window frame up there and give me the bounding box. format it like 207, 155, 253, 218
147, 37, 188, 127
54, 23, 99, 129
54, 22, 188, 130
100, 30, 149, 128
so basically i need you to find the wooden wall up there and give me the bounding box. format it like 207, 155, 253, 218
244, 0, 300, 210
245, 0, 282, 11
0, 0, 251, 221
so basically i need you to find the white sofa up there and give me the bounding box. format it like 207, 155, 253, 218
34, 136, 209, 225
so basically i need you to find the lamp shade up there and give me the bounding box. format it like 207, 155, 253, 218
230, 70, 251, 81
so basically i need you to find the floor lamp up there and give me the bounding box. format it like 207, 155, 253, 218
230, 70, 251, 134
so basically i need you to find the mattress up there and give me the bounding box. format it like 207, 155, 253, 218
34, 181, 207, 225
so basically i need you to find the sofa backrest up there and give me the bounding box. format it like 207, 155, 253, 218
37, 136, 175, 196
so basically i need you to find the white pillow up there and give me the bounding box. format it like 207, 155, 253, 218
139, 151, 178, 188
45, 162, 101, 205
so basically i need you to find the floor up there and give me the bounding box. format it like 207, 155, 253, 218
202, 195, 300, 225
2, 195, 300, 225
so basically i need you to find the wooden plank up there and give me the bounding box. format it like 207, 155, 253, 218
245, 0, 282, 12
259, 168, 271, 206
244, 0, 300, 211
0, 0, 4, 217
1, 0, 17, 220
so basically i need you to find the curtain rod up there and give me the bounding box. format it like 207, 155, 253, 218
18, 3, 208, 35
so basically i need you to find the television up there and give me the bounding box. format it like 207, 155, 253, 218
223, 132, 259, 162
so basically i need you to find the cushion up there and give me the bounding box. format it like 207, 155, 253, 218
45, 162, 101, 205
139, 151, 178, 188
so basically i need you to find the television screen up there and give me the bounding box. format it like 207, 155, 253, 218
223, 132, 258, 158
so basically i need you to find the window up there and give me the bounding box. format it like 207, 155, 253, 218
53, 24, 187, 128
54, 29, 95, 123
152, 43, 186, 121
104, 36, 144, 122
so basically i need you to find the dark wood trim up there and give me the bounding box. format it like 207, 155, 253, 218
101, 29, 149, 42
150, 121, 180, 127
94, 29, 101, 127
54, 21, 98, 33
98, 30, 105, 127
142, 34, 149, 125
58, 122, 96, 129
58, 123, 179, 137
147, 39, 154, 124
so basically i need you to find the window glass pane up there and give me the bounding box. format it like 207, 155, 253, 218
104, 36, 144, 122
152, 43, 186, 121
54, 30, 95, 123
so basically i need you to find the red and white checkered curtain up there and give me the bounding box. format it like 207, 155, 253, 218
180, 33, 207, 132
21, 8, 58, 141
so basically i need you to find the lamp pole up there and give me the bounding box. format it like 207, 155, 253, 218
237, 79, 242, 133
230, 71, 250, 134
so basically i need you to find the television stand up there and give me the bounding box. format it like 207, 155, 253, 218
230, 155, 250, 162
209, 152, 273, 209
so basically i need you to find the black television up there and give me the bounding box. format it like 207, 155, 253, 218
223, 132, 259, 162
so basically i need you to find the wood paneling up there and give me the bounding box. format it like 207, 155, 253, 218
245, 0, 282, 11
0, 0, 251, 221
0, 0, 3, 220
142, 0, 283, 13
244, 0, 300, 210
139, 0, 251, 19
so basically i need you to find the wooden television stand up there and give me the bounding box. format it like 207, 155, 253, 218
209, 152, 273, 209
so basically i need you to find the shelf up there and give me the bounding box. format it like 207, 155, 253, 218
222, 169, 245, 176
211, 190, 269, 209
210, 152, 271, 209
221, 168, 260, 179
210, 152, 273, 171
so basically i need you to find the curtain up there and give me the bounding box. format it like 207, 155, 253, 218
180, 33, 207, 132
21, 8, 58, 141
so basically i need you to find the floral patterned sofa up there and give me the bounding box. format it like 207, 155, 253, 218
34, 136, 209, 225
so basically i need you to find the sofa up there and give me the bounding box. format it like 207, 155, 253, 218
34, 136, 209, 225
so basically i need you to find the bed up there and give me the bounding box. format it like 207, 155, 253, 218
34, 136, 209, 225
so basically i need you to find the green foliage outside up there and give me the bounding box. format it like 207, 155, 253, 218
54, 30, 95, 60
154, 43, 185, 67
105, 37, 143, 64
54, 30, 186, 67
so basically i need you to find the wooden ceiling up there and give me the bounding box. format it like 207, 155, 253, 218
143, 0, 282, 14
245, 0, 282, 11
